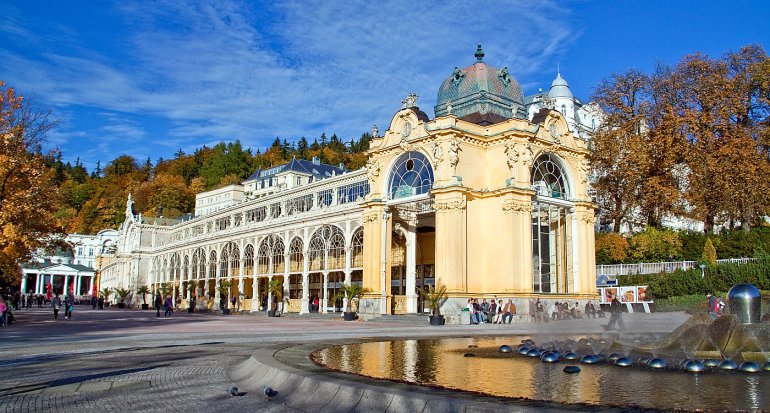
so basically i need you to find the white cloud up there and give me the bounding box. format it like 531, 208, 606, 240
0, 0, 577, 168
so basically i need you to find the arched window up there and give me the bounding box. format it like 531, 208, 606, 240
351, 228, 364, 268
208, 251, 217, 279
388, 151, 434, 200
531, 153, 570, 200
257, 240, 271, 275
289, 238, 304, 273
243, 245, 254, 276
271, 238, 285, 274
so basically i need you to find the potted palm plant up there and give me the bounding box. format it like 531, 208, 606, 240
267, 278, 283, 317
420, 283, 448, 326
101, 287, 112, 307
337, 283, 369, 321
136, 286, 151, 310
217, 280, 231, 315
114, 287, 130, 308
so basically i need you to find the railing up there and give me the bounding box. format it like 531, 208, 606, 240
596, 258, 753, 277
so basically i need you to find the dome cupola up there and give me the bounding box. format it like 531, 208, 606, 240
548, 70, 573, 99
435, 45, 526, 125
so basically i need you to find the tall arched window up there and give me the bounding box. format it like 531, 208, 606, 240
531, 153, 570, 200
530, 153, 574, 294
388, 151, 434, 200
243, 245, 254, 276
289, 238, 304, 273
271, 238, 285, 275
350, 228, 364, 268
208, 251, 217, 279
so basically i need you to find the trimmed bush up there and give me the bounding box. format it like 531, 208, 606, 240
596, 232, 628, 264
702, 238, 717, 268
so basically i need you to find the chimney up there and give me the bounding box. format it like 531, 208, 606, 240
312, 156, 320, 165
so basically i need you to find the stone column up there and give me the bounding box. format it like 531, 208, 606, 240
405, 223, 418, 314
63, 275, 69, 295
283, 230, 290, 312
321, 271, 329, 314
267, 275, 273, 313
89, 276, 94, 297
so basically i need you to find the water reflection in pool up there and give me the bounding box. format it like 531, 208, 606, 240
311, 336, 769, 411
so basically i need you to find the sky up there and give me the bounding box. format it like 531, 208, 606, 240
1, 0, 768, 170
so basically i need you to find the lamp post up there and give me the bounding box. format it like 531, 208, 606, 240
699, 264, 706, 278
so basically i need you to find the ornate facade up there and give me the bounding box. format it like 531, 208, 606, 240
100, 47, 598, 321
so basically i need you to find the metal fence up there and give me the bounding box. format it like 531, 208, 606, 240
596, 258, 752, 277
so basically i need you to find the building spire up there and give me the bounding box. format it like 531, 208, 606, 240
475, 44, 484, 62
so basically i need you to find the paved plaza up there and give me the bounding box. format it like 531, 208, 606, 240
0, 306, 689, 412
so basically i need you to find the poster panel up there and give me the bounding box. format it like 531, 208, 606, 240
619, 286, 636, 303
603, 287, 618, 303
637, 286, 651, 302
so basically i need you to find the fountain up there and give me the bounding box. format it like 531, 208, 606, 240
311, 285, 769, 411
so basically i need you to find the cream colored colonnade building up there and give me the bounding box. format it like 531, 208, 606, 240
100, 47, 598, 321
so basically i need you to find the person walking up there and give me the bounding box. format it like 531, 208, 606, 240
606, 294, 625, 330
706, 292, 717, 320
64, 291, 75, 319
164, 295, 173, 317
0, 297, 8, 326
51, 293, 62, 320
154, 292, 163, 317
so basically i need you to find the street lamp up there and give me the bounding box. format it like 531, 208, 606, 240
699, 264, 706, 278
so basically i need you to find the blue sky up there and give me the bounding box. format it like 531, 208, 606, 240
1, 0, 768, 170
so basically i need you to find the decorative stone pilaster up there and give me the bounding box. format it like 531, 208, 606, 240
433, 189, 467, 293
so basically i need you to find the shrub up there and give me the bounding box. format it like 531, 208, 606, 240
595, 232, 628, 264
702, 238, 717, 268
647, 268, 706, 299
616, 273, 656, 286
627, 227, 682, 263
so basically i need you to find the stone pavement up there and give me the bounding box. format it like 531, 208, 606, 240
0, 305, 689, 412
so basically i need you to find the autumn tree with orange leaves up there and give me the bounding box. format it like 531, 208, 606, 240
591, 45, 770, 234
0, 81, 64, 283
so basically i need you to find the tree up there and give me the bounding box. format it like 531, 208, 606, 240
590, 70, 649, 232
0, 81, 63, 283
702, 238, 717, 268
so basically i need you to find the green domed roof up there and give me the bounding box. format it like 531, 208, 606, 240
435, 45, 526, 124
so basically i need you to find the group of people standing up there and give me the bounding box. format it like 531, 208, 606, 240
50, 292, 75, 320
466, 298, 516, 324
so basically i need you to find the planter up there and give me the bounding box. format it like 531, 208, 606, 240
268, 310, 277, 317
104, 302, 111, 308
343, 311, 357, 321
222, 308, 230, 315
429, 315, 445, 326
141, 304, 149, 310
188, 307, 194, 313
117, 302, 125, 309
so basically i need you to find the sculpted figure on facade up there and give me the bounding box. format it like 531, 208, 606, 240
371, 124, 379, 139
366, 159, 380, 183
448, 139, 460, 175
579, 159, 590, 185
445, 99, 452, 115
522, 144, 534, 168
125, 193, 135, 221
504, 142, 519, 178
401, 93, 418, 109
431, 141, 443, 169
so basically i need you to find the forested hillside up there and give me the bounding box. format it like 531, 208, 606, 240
50, 133, 372, 234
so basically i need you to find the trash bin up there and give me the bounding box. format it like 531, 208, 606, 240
461, 308, 471, 325
728, 283, 761, 324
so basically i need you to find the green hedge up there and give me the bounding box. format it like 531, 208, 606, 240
616, 258, 770, 299
597, 227, 770, 265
